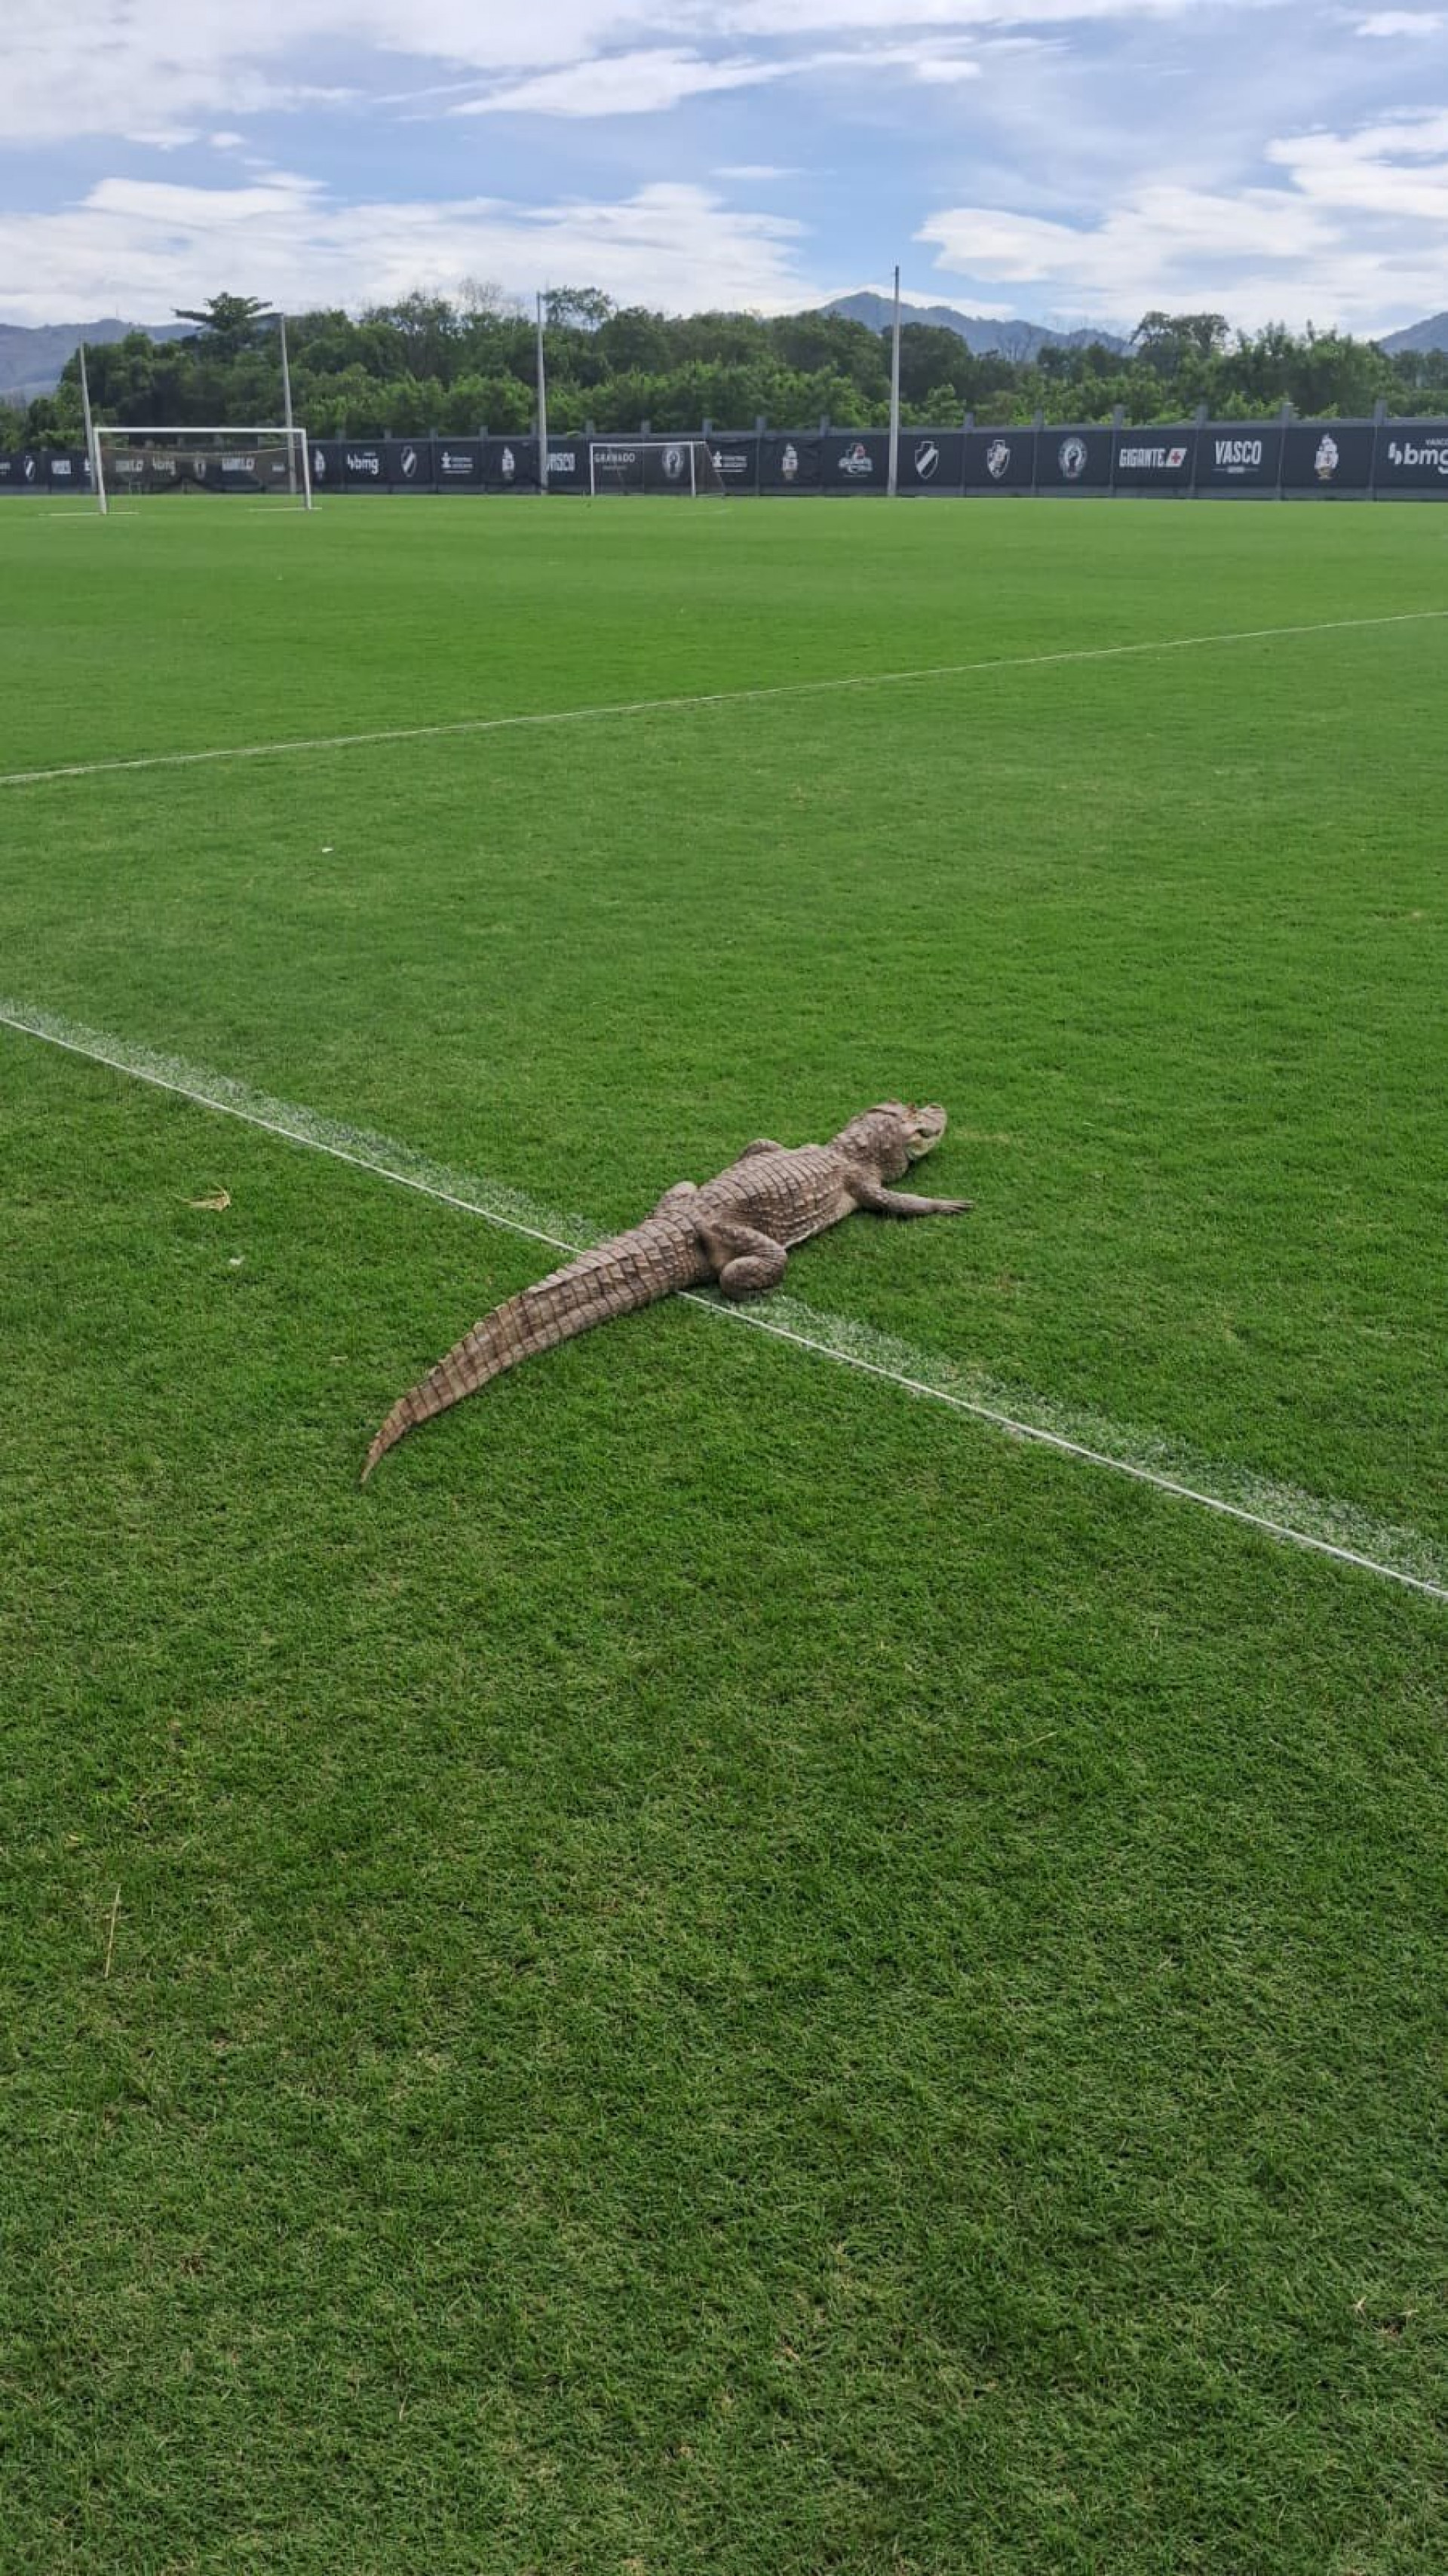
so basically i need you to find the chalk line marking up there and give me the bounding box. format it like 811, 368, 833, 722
2, 607, 1445, 791
3, 996, 1443, 1602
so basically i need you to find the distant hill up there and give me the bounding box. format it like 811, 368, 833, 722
0, 317, 190, 403
1377, 311, 1448, 356
822, 291, 1128, 357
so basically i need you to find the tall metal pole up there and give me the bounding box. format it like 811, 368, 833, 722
887, 264, 902, 498
78, 340, 106, 517
278, 312, 297, 497
535, 292, 550, 496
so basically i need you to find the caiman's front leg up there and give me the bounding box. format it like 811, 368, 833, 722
851, 1179, 974, 1218
698, 1219, 789, 1299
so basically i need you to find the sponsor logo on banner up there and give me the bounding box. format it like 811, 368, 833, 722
1118, 444, 1188, 470
221, 455, 254, 474
500, 446, 517, 481
1214, 437, 1263, 472
1387, 436, 1448, 474
593, 446, 637, 473
400, 446, 419, 480
781, 443, 799, 481
838, 441, 873, 477
986, 440, 1011, 480
440, 449, 475, 477
1058, 436, 1088, 481
312, 448, 327, 480
346, 452, 381, 476
1315, 434, 1339, 483
710, 446, 750, 477
53, 458, 72, 477
914, 438, 940, 482
662, 444, 686, 481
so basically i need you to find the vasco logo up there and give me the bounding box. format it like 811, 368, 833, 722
1058, 435, 1088, 482
1214, 437, 1262, 471
985, 440, 1011, 480
23, 455, 38, 480
500, 446, 517, 480
838, 440, 873, 477
400, 446, 419, 480
781, 442, 799, 481
914, 438, 940, 481
1314, 434, 1339, 482
311, 448, 327, 479
546, 450, 577, 474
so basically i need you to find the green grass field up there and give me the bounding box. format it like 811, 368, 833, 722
2, 492, 1445, 2574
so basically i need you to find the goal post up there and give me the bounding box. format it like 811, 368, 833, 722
91, 426, 314, 512
587, 438, 728, 497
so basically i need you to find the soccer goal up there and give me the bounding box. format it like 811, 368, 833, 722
586, 438, 726, 498
90, 425, 313, 514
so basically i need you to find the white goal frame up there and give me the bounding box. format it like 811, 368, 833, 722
586, 437, 724, 498
90, 425, 313, 516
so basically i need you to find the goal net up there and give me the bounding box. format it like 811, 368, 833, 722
587, 438, 727, 497
92, 426, 312, 512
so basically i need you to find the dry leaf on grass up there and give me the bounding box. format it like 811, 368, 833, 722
186, 1189, 231, 1211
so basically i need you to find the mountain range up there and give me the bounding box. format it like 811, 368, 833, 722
821, 292, 1130, 355
0, 315, 189, 403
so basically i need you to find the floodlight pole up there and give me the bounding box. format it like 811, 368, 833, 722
79, 340, 106, 517
535, 293, 550, 496
278, 313, 297, 497
887, 264, 902, 499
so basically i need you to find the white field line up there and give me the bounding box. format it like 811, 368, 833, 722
3, 995, 1444, 1604
2, 607, 1445, 791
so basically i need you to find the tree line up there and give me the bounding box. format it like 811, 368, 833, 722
8, 287, 1447, 451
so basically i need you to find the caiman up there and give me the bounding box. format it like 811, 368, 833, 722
363, 1102, 971, 1477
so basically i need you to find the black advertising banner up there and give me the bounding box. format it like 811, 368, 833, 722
1036, 427, 1113, 495
1373, 422, 1448, 495
383, 438, 434, 489
48, 449, 90, 490
545, 440, 586, 493
1112, 427, 1196, 492
480, 437, 535, 491
965, 428, 1035, 492
587, 438, 649, 492
759, 434, 822, 492
342, 442, 387, 489
897, 430, 965, 494
0, 452, 44, 489
1196, 423, 1283, 493
823, 431, 890, 492
703, 434, 759, 492
308, 440, 345, 492
1281, 422, 1374, 495
434, 438, 483, 489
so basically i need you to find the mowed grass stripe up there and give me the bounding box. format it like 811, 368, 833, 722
3, 604, 1447, 790
5, 997, 1443, 1599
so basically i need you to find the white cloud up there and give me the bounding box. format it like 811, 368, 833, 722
456, 48, 793, 118
1354, 10, 1443, 29
0, 174, 814, 326
920, 108, 1448, 330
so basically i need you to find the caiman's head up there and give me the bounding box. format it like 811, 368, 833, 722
838, 1102, 948, 1179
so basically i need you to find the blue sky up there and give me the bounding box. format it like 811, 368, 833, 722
1, 2, 1445, 334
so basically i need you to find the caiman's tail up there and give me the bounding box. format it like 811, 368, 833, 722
361, 1224, 702, 1480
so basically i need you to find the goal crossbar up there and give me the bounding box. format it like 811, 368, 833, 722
91, 425, 313, 514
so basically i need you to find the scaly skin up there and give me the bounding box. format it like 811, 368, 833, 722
362, 1102, 971, 1478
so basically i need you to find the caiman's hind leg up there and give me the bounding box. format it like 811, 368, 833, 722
852, 1180, 974, 1217
698, 1219, 789, 1299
